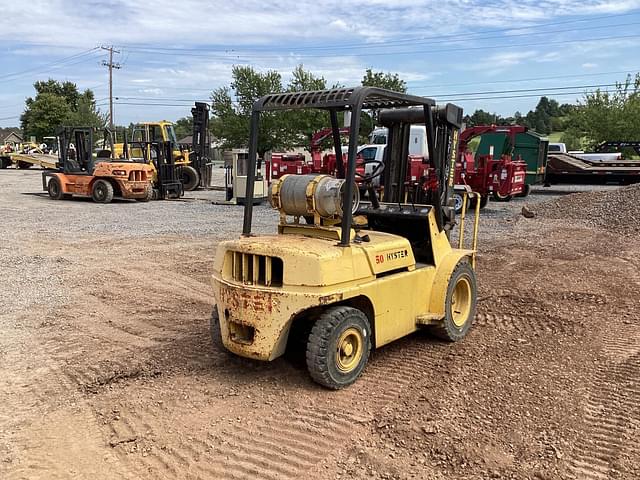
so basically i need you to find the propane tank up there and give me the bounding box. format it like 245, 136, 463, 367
269, 174, 360, 218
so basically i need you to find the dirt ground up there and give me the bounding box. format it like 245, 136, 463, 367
1, 168, 638, 480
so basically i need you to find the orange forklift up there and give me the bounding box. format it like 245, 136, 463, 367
43, 127, 154, 203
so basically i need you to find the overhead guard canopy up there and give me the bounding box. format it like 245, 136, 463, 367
242, 87, 447, 246
253, 87, 435, 112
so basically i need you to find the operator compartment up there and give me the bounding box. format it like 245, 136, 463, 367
356, 202, 435, 265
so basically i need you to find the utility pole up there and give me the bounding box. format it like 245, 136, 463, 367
101, 46, 121, 130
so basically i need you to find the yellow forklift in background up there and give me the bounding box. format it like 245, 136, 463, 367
211, 87, 480, 389
114, 122, 192, 189
114, 103, 213, 192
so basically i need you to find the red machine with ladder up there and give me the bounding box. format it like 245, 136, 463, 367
453, 125, 528, 213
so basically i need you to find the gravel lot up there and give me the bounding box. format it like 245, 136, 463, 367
1, 168, 638, 480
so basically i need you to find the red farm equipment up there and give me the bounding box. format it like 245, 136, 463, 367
453, 125, 528, 213
267, 127, 365, 182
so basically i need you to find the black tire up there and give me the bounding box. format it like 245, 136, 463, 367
479, 195, 489, 209
209, 306, 227, 351
0, 157, 10, 169
516, 184, 531, 197
47, 177, 65, 200
179, 165, 200, 191
492, 191, 512, 202
91, 179, 114, 203
430, 261, 477, 342
306, 306, 371, 390
136, 185, 153, 202
17, 161, 32, 169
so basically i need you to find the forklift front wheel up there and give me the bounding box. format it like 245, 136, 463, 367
136, 185, 154, 202
306, 306, 371, 390
431, 261, 477, 342
48, 178, 64, 200
92, 179, 114, 203
179, 165, 200, 191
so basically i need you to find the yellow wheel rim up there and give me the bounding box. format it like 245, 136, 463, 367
335, 327, 363, 373
451, 277, 472, 328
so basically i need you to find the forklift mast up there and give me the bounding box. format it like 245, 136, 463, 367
56, 127, 94, 174
190, 102, 211, 188
378, 105, 463, 231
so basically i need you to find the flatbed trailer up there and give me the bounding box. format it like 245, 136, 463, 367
546, 153, 640, 184
0, 152, 58, 170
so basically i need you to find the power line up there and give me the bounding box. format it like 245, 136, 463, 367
409, 68, 640, 89
107, 81, 622, 104
117, 11, 640, 53
123, 19, 640, 55
122, 33, 640, 60
431, 82, 618, 98
0, 47, 100, 82
442, 90, 614, 102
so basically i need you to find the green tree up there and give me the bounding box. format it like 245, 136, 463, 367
359, 69, 408, 138
211, 65, 335, 155
566, 73, 640, 148
210, 65, 284, 156
174, 116, 193, 140
285, 65, 332, 147
361, 69, 407, 93
21, 79, 105, 139
66, 91, 106, 129
21, 93, 71, 140
464, 109, 500, 127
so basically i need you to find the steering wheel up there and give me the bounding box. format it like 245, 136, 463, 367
354, 158, 385, 183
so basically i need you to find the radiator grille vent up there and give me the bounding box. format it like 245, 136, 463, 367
230, 252, 283, 287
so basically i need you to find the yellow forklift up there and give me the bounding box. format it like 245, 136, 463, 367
211, 87, 480, 389
113, 104, 211, 192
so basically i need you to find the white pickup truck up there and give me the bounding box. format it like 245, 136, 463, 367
548, 142, 621, 162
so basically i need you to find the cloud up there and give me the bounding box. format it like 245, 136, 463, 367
582, 62, 599, 68
2, 0, 640, 126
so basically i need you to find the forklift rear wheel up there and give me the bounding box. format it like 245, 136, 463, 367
92, 179, 114, 203
209, 306, 227, 351
1, 157, 11, 169
492, 191, 512, 202
17, 161, 32, 169
431, 261, 477, 342
306, 306, 371, 389
48, 178, 64, 200
179, 165, 200, 191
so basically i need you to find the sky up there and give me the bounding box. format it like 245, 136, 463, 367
1, 0, 640, 128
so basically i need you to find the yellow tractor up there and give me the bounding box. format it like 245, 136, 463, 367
211, 87, 480, 389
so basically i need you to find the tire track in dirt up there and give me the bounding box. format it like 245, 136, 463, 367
566, 326, 640, 480
104, 336, 449, 479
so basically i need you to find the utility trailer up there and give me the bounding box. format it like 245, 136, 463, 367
545, 152, 640, 185
1, 152, 58, 170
